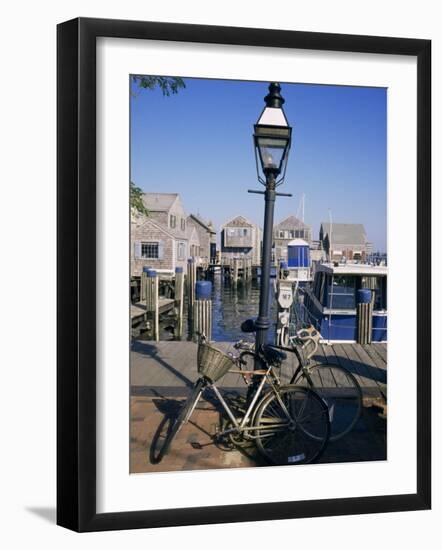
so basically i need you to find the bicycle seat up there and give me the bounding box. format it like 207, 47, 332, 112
261, 344, 287, 365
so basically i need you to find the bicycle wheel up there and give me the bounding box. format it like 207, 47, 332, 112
254, 386, 330, 465
291, 364, 362, 441
154, 378, 204, 462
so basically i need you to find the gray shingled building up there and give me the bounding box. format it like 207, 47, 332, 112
273, 215, 312, 263
131, 192, 192, 275
220, 215, 262, 265
319, 222, 371, 262
186, 214, 216, 264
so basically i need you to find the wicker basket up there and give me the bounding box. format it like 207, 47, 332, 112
197, 342, 235, 382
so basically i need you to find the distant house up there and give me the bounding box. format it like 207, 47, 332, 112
310, 240, 326, 264
131, 192, 189, 275
319, 222, 370, 261
220, 215, 262, 265
186, 224, 201, 259
273, 216, 312, 262
186, 214, 217, 264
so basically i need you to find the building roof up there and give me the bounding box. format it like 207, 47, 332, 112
275, 215, 310, 230
142, 193, 179, 212
221, 215, 254, 228
188, 213, 216, 234
320, 223, 367, 246
287, 239, 309, 247
133, 216, 185, 241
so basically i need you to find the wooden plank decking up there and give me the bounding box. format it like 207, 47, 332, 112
131, 340, 387, 402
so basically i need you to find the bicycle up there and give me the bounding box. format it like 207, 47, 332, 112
236, 320, 363, 442
155, 334, 331, 466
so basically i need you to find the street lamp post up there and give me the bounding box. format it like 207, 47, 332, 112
251, 82, 292, 356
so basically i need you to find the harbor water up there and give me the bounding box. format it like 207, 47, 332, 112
153, 272, 278, 343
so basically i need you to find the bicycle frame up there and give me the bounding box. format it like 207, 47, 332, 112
206, 366, 295, 440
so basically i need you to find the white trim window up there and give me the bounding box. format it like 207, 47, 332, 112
177, 241, 186, 260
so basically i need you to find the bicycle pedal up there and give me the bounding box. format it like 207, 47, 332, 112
190, 441, 203, 450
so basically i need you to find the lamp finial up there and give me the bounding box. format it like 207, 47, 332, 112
264, 82, 285, 108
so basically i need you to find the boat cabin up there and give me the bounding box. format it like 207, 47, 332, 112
303, 263, 387, 342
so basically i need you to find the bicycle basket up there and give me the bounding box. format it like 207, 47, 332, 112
197, 342, 235, 382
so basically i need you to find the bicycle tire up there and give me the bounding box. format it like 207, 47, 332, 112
291, 364, 363, 441
254, 386, 330, 465
156, 378, 204, 461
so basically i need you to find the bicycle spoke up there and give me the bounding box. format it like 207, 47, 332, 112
255, 387, 330, 465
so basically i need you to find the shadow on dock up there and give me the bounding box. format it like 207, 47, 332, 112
131, 340, 194, 389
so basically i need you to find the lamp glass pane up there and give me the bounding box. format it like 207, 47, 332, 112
256, 136, 288, 171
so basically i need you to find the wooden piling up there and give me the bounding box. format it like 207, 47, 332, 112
187, 259, 197, 317
174, 267, 184, 338
357, 302, 373, 345
193, 300, 213, 342
192, 280, 213, 341
140, 270, 146, 301
145, 270, 159, 342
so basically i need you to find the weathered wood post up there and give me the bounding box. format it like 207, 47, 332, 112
193, 280, 213, 342
357, 288, 373, 345
174, 266, 184, 339
187, 258, 197, 317
145, 269, 159, 342
140, 265, 150, 301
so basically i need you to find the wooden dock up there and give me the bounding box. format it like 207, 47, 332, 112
131, 298, 175, 323
130, 340, 387, 403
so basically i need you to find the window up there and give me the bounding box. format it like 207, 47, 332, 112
170, 214, 176, 228
314, 273, 322, 300
141, 242, 159, 259
181, 218, 186, 231
242, 228, 248, 237
177, 242, 186, 260
326, 275, 357, 309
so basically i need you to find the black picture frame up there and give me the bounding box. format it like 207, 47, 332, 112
57, 17, 431, 532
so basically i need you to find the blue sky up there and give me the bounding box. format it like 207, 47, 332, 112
130, 78, 387, 252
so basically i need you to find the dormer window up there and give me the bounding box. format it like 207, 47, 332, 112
170, 214, 176, 228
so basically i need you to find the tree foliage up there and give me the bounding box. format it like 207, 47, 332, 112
130, 181, 149, 216
131, 76, 186, 96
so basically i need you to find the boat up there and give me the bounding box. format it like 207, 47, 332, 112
301, 262, 387, 343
